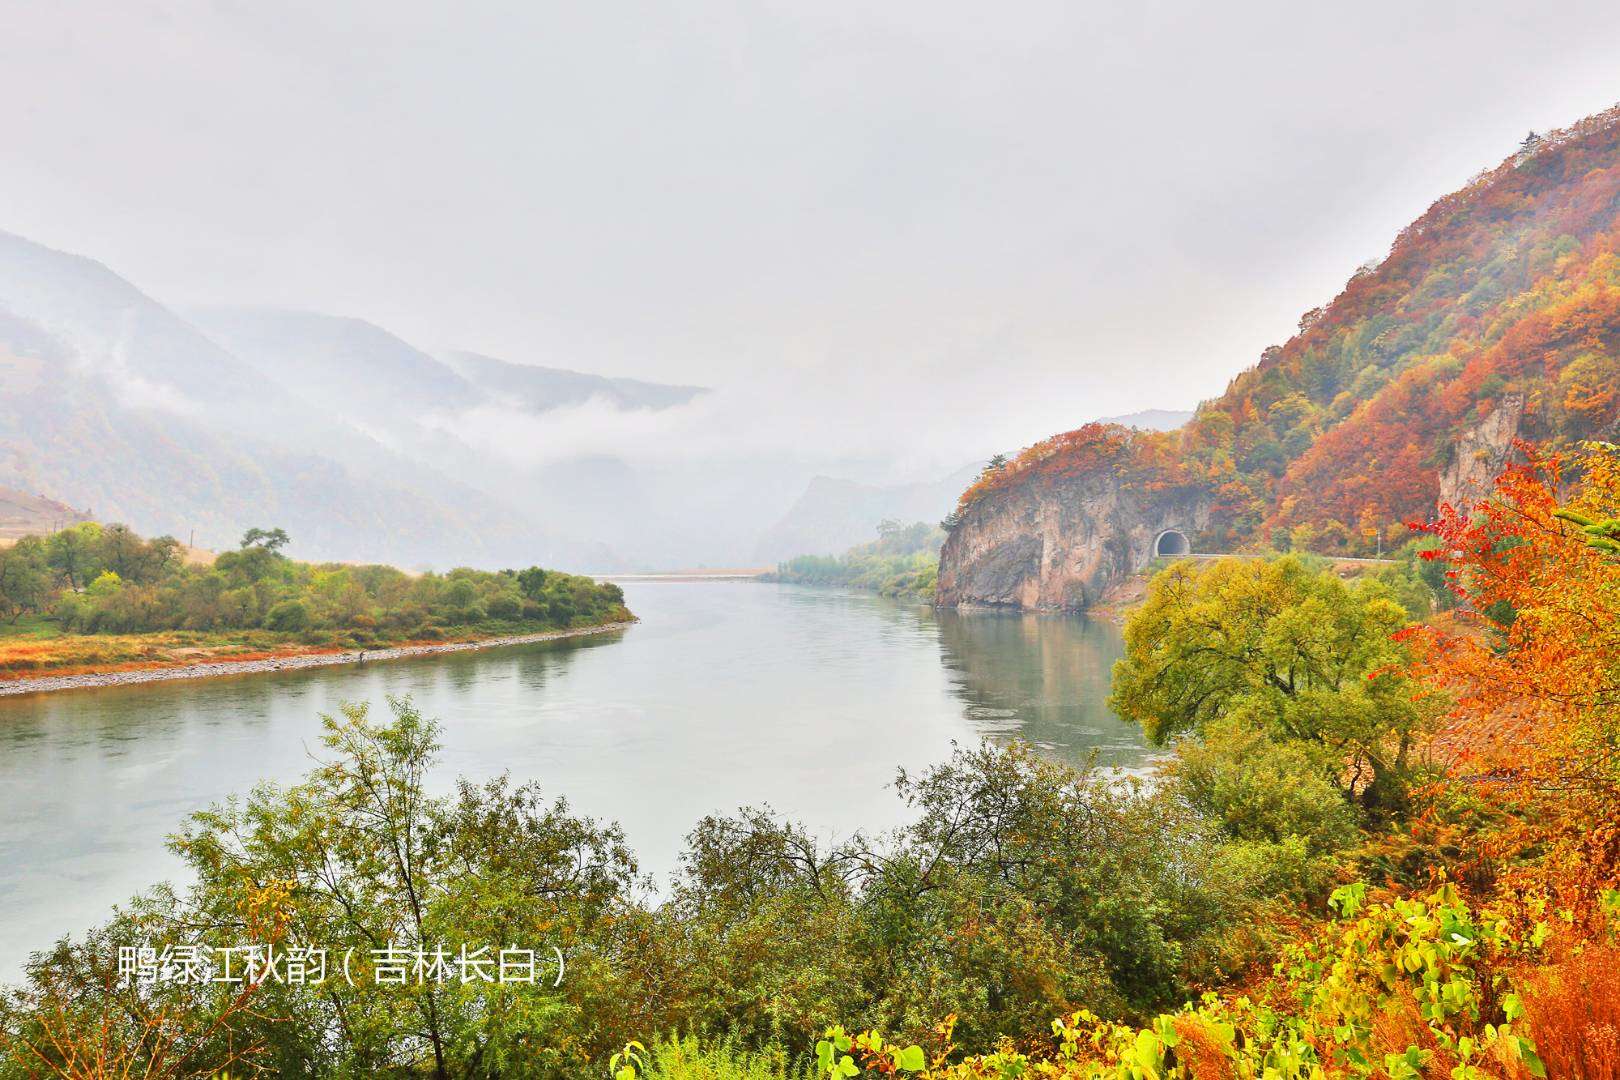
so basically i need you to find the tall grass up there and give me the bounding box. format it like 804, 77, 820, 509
1520, 945, 1620, 1079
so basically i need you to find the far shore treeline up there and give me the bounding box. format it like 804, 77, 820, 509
765, 520, 944, 599
0, 521, 630, 655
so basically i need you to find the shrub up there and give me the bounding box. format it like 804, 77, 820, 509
486, 592, 523, 620
1168, 715, 1361, 899
264, 598, 313, 633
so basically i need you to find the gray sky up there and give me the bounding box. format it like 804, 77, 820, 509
6, 1, 1620, 477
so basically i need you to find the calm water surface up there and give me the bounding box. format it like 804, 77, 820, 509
0, 582, 1146, 978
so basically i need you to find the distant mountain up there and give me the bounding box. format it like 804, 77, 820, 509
443, 350, 706, 412
191, 308, 486, 430
189, 310, 728, 568
0, 232, 615, 569
753, 461, 983, 562
187, 307, 502, 492
1095, 408, 1193, 431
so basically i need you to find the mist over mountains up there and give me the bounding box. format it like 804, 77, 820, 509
0, 230, 699, 568
9, 228, 1166, 569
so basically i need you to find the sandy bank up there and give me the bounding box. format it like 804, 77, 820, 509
0, 621, 636, 699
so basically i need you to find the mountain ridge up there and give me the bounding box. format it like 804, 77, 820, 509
0, 236, 621, 568
939, 102, 1620, 609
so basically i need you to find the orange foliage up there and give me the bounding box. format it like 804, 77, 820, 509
1515, 945, 1620, 1080
962, 104, 1620, 556
1403, 446, 1620, 901
955, 423, 1199, 510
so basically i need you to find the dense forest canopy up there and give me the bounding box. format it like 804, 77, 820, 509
959, 107, 1620, 555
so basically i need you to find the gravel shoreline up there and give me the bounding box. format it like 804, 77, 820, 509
0, 621, 636, 699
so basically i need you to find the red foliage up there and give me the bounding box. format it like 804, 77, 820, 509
955, 423, 1196, 510
962, 104, 1620, 556
1403, 447, 1620, 902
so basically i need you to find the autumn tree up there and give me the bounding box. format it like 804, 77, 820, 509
1110, 555, 1440, 814
1405, 443, 1620, 897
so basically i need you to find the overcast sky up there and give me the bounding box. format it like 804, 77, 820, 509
6, 1, 1620, 477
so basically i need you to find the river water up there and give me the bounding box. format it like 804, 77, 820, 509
0, 582, 1147, 979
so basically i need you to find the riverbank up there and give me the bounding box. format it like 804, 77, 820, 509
0, 621, 636, 698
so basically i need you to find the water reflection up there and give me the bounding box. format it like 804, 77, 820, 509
933, 606, 1148, 767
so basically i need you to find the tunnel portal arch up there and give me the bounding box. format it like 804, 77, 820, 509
1153, 528, 1191, 558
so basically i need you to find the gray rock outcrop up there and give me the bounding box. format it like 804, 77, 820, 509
936, 467, 1210, 611
1437, 391, 1525, 514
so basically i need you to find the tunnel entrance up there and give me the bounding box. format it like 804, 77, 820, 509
1153, 529, 1191, 558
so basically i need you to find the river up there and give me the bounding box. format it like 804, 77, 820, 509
0, 581, 1147, 979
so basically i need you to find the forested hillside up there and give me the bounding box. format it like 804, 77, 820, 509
959, 105, 1620, 555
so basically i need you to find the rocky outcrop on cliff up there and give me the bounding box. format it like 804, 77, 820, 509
936, 461, 1210, 611
1437, 392, 1525, 514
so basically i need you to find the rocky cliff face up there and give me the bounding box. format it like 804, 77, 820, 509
1437, 392, 1525, 514
936, 470, 1211, 611
936, 389, 1528, 613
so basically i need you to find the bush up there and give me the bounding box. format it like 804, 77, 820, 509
263, 599, 312, 633
1168, 715, 1361, 899
486, 592, 523, 620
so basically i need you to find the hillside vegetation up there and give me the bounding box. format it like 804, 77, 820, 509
960, 106, 1620, 554
0, 521, 629, 677
765, 520, 944, 598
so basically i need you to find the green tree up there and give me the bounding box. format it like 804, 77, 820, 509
650, 743, 1254, 1049
1109, 555, 1438, 814
516, 566, 550, 600
239, 526, 291, 554
6, 698, 642, 1078
0, 538, 50, 623
45, 522, 103, 592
